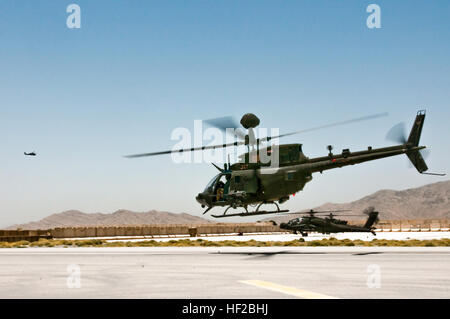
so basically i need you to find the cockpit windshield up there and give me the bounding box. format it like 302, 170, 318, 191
204, 174, 220, 192
203, 173, 232, 194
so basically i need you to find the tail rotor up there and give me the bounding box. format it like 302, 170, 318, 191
385, 110, 444, 175
363, 207, 379, 229
386, 122, 407, 145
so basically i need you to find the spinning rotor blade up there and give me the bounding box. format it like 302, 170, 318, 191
386, 122, 407, 144
363, 206, 376, 214
204, 116, 246, 140
385, 121, 443, 175
124, 140, 245, 158
363, 206, 380, 224
260, 112, 389, 143
325, 214, 366, 217
421, 148, 431, 160
124, 112, 388, 158
310, 210, 354, 215
280, 209, 352, 216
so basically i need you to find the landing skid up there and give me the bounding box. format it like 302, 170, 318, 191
211, 210, 289, 218
211, 202, 288, 218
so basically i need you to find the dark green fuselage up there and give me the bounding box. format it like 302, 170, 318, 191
196, 111, 428, 211
196, 142, 425, 209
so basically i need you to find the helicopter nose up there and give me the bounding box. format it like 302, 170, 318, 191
196, 193, 207, 206
280, 223, 287, 229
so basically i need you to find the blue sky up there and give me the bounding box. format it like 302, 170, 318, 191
0, 1, 449, 227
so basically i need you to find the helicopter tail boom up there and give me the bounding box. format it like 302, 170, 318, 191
303, 144, 420, 174
298, 111, 444, 176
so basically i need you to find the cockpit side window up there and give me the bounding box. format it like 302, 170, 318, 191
204, 174, 220, 192
214, 174, 230, 192
204, 173, 231, 193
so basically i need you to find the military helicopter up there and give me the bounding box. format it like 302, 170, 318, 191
126, 110, 444, 218
24, 152, 36, 156
276, 207, 380, 236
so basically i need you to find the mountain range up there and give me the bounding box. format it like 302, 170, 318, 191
7, 209, 211, 230
265, 180, 450, 223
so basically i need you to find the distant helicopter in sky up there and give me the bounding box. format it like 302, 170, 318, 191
24, 152, 37, 156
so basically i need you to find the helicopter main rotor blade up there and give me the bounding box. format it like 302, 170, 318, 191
124, 112, 388, 158
204, 116, 246, 140
260, 112, 389, 142
124, 140, 245, 158
325, 214, 367, 217
279, 209, 352, 215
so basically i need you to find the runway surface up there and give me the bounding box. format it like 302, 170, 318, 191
1, 247, 449, 299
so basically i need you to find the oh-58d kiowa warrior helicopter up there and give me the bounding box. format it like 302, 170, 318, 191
126, 110, 445, 218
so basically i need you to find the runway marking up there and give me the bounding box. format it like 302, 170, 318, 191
240, 280, 339, 299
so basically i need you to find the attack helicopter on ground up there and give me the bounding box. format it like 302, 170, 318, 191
126, 110, 444, 218
275, 207, 380, 236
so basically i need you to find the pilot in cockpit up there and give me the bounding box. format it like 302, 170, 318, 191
216, 180, 225, 201
215, 174, 231, 201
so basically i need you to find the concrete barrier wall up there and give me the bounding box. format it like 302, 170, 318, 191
0, 230, 50, 237
0, 229, 52, 242
47, 219, 450, 238
3, 218, 449, 240
49, 222, 281, 238
376, 219, 450, 231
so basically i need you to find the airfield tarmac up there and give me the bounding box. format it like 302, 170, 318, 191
1, 246, 449, 299
65, 231, 450, 243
